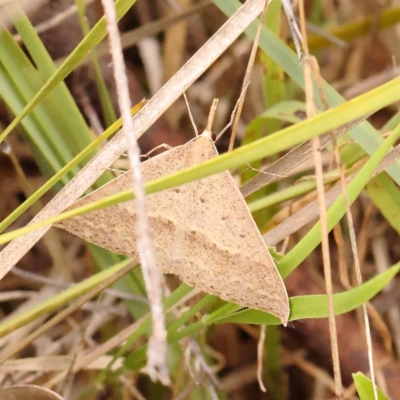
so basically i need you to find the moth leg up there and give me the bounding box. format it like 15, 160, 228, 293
141, 144, 173, 159
244, 164, 286, 179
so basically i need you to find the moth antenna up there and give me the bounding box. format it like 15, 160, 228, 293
203, 98, 219, 140
183, 92, 199, 137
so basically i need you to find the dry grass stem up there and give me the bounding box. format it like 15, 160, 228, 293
309, 24, 379, 397
333, 129, 379, 400
256, 324, 267, 392
101, 0, 169, 384
281, 0, 304, 58
303, 48, 343, 398
228, 0, 269, 152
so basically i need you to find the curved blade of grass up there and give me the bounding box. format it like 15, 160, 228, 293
208, 263, 400, 325
353, 372, 389, 400
0, 0, 137, 144
124, 263, 400, 372
214, 0, 400, 184
0, 77, 398, 245
249, 100, 306, 126
279, 118, 400, 278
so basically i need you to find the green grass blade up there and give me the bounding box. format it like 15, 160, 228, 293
279, 120, 400, 278
0, 29, 76, 168
365, 173, 400, 234
210, 263, 400, 325
75, 0, 116, 126
0, 64, 69, 182
0, 0, 137, 144
12, 5, 95, 155
247, 177, 336, 214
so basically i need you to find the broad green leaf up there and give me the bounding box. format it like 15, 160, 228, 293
353, 372, 389, 400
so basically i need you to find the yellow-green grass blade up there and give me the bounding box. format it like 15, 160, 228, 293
0, 77, 397, 245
